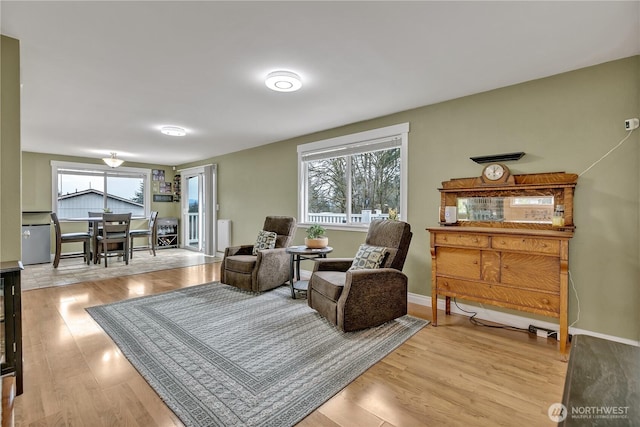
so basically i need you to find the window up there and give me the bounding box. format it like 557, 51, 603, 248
51, 161, 151, 219
298, 123, 409, 228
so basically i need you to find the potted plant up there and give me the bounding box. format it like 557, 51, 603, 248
305, 224, 328, 248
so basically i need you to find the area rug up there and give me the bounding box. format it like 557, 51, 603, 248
86, 283, 429, 427
21, 248, 220, 290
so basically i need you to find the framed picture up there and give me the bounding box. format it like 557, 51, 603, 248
152, 169, 165, 181
153, 194, 173, 202
159, 182, 172, 194
152, 182, 160, 193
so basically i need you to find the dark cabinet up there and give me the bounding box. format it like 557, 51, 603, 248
0, 261, 23, 395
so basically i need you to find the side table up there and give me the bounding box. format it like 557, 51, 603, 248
286, 246, 333, 299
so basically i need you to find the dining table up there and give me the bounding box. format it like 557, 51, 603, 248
64, 214, 141, 264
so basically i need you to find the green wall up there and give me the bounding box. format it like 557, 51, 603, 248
1, 36, 22, 262
181, 56, 640, 341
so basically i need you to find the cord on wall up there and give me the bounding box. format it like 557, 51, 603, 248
571, 122, 634, 328
568, 270, 581, 328
579, 126, 637, 176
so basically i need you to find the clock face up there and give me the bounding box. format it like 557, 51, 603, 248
483, 163, 505, 181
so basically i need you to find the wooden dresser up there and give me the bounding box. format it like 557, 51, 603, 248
427, 171, 577, 358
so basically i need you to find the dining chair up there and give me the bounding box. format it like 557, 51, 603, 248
50, 212, 92, 268
129, 211, 158, 258
88, 211, 103, 264
96, 213, 131, 267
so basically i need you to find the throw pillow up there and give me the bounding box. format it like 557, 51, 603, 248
348, 244, 388, 271
252, 230, 278, 255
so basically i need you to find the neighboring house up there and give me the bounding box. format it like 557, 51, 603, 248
57, 189, 144, 218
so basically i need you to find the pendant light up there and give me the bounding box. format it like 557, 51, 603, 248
102, 152, 124, 168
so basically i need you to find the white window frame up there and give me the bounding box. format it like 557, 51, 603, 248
51, 160, 152, 219
297, 122, 409, 232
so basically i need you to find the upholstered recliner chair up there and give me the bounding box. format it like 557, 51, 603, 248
221, 216, 297, 293
308, 219, 412, 332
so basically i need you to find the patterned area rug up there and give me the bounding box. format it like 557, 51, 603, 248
87, 283, 429, 427
22, 248, 219, 290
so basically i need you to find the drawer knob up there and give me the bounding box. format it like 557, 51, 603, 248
541, 243, 547, 247
541, 298, 550, 304
473, 237, 479, 243
503, 265, 509, 269
501, 240, 506, 245
473, 260, 478, 264
522, 239, 526, 243
442, 236, 448, 241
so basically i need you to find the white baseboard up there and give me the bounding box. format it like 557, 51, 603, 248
408, 292, 640, 347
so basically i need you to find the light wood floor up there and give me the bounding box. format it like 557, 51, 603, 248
17, 262, 568, 426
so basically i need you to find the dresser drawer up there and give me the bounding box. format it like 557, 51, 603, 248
436, 277, 560, 316
491, 236, 559, 255
435, 233, 489, 248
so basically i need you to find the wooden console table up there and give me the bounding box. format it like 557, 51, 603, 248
428, 170, 577, 358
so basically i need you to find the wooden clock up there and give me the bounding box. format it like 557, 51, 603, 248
480, 163, 514, 185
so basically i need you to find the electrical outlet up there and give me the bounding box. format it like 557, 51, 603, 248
625, 118, 639, 130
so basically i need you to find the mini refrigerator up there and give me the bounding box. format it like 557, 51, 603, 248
21, 224, 51, 265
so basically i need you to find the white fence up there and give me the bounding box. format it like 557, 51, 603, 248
307, 210, 390, 224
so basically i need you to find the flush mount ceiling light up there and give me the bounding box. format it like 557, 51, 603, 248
102, 152, 124, 168
160, 126, 187, 136
265, 71, 302, 92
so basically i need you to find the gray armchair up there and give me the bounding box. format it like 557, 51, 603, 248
308, 219, 413, 332
221, 216, 297, 293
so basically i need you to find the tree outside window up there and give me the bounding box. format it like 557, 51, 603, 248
299, 123, 408, 227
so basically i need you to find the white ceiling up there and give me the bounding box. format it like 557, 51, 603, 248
2, 1, 639, 166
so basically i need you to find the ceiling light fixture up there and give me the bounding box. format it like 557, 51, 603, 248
265, 71, 302, 92
160, 126, 187, 136
102, 152, 124, 168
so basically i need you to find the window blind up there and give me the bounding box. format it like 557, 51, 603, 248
300, 136, 401, 162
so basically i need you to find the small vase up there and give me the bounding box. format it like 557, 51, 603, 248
305, 237, 329, 249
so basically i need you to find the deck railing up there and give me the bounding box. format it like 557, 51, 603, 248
187, 212, 199, 246
307, 211, 390, 224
